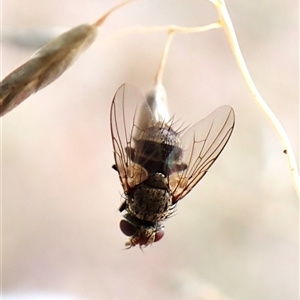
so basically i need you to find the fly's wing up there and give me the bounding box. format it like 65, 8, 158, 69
169, 105, 235, 202
110, 83, 156, 194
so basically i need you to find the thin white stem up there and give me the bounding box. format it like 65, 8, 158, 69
105, 23, 221, 46
209, 0, 300, 198
93, 0, 137, 27
134, 23, 221, 34
154, 30, 175, 86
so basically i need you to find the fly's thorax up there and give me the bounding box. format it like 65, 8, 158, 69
145, 172, 168, 189
127, 173, 174, 222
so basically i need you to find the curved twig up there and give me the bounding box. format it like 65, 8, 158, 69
208, 0, 300, 198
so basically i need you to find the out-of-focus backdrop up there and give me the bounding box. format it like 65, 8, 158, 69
2, 0, 298, 299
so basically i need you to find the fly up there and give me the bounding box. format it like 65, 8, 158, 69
110, 83, 235, 248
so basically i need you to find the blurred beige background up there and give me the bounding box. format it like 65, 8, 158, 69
2, 0, 298, 299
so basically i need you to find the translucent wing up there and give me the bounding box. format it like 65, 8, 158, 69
169, 106, 235, 202
111, 83, 171, 194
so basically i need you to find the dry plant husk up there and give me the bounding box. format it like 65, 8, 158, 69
0, 24, 97, 117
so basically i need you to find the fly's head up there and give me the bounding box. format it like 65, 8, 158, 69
120, 217, 164, 248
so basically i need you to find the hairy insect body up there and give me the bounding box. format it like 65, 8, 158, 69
127, 125, 185, 175
111, 84, 235, 248
120, 125, 181, 246
127, 173, 174, 222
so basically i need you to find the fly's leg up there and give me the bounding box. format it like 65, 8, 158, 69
125, 226, 156, 248
119, 201, 127, 212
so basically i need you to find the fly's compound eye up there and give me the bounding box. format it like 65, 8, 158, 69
119, 219, 136, 236
119, 219, 164, 244
154, 228, 164, 242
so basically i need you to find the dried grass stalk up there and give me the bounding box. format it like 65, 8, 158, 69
0, 0, 137, 117
0, 24, 97, 117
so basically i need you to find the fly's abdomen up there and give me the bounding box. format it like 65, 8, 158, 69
127, 125, 187, 175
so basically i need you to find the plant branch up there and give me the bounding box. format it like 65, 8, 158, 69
209, 0, 300, 198
106, 23, 221, 45
0, 0, 137, 117
154, 30, 175, 86
93, 0, 137, 27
